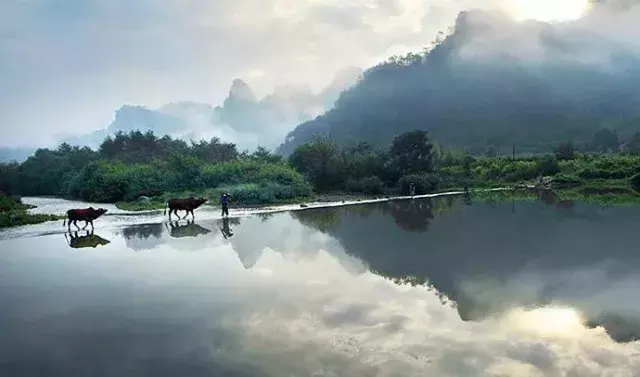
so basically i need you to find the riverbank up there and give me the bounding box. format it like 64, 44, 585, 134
472, 184, 640, 206
0, 195, 64, 228
115, 191, 403, 212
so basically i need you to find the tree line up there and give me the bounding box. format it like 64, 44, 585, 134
1, 129, 639, 207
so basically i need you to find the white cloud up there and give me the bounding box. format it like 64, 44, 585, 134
0, 0, 514, 148
223, 249, 640, 376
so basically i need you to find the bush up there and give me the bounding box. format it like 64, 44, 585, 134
536, 156, 561, 176
346, 176, 385, 195
0, 211, 62, 229
398, 174, 439, 195
0, 194, 29, 212
631, 173, 640, 189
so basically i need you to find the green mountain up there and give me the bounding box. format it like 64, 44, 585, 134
278, 8, 640, 155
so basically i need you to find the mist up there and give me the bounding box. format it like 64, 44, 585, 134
0, 0, 590, 152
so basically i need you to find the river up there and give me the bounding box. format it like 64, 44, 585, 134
1, 195, 639, 376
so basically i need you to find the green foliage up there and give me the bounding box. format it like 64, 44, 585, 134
0, 193, 62, 228
345, 176, 385, 195
289, 137, 345, 191
388, 130, 436, 178
555, 142, 576, 161
4, 130, 311, 206
591, 129, 619, 153
632, 173, 640, 189
398, 174, 439, 195
537, 156, 561, 176
0, 211, 63, 229
0, 194, 31, 212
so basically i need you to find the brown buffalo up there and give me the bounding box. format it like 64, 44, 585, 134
164, 197, 208, 220
63, 207, 108, 230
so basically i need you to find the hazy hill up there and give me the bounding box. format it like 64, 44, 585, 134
61, 67, 362, 152
277, 6, 640, 156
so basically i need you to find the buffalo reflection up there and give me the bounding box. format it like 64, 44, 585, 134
165, 220, 212, 239
64, 230, 111, 249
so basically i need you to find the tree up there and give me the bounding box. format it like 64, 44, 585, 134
289, 137, 345, 191
627, 133, 640, 155
555, 141, 575, 160
388, 130, 436, 178
485, 145, 499, 158
251, 146, 282, 164
537, 155, 560, 176
592, 129, 619, 153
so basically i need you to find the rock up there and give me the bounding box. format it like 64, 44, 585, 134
137, 196, 152, 203
300, 204, 309, 208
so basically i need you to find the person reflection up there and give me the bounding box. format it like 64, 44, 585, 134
166, 220, 211, 238
219, 217, 234, 239
64, 230, 111, 249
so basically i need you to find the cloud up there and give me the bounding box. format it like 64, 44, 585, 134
0, 0, 519, 148
227, 249, 640, 376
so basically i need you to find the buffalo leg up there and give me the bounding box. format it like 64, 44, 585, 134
190, 210, 195, 219
90, 220, 94, 230
82, 221, 88, 230
73, 220, 80, 230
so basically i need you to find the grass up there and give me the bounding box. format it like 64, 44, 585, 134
0, 193, 64, 228
0, 211, 64, 229
471, 185, 640, 206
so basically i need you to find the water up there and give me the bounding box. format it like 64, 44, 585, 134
1, 196, 640, 376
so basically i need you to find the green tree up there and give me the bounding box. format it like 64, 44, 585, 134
627, 133, 640, 155
387, 130, 436, 178
555, 141, 576, 161
289, 137, 345, 191
592, 129, 619, 153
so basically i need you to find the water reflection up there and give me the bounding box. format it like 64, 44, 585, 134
218, 217, 238, 239
166, 220, 212, 239
63, 230, 111, 249
2, 195, 640, 375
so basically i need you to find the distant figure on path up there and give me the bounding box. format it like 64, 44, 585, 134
63, 207, 108, 231
220, 193, 232, 217
164, 197, 208, 220
409, 183, 416, 198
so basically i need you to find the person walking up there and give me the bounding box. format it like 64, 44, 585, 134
220, 193, 231, 217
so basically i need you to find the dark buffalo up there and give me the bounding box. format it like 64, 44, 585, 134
164, 197, 208, 220
165, 220, 211, 238
63, 207, 108, 230
64, 230, 111, 249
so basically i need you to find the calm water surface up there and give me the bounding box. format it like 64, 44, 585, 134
1, 196, 640, 376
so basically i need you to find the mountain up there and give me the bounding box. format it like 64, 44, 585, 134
277, 6, 640, 155
60, 68, 362, 152
0, 147, 35, 163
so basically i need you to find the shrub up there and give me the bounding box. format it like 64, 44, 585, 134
345, 176, 385, 195
0, 211, 62, 229
631, 173, 640, 189
398, 174, 439, 195
536, 156, 560, 176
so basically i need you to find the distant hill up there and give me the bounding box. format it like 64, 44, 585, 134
60, 67, 362, 152
277, 7, 640, 155
0, 148, 35, 163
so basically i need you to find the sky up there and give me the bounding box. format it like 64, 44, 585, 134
0, 0, 594, 148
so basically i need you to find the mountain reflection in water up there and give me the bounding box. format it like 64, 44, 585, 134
108, 194, 640, 342
2, 194, 640, 376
